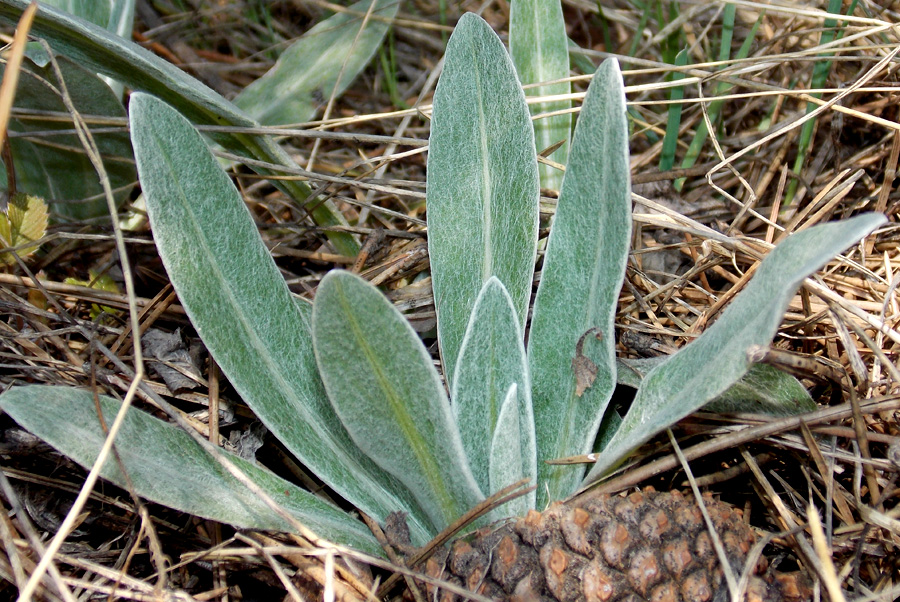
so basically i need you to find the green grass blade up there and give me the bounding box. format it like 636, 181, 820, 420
129, 93, 431, 544
379, 29, 408, 109
0, 0, 358, 255
0, 386, 383, 556
627, 4, 652, 57
677, 7, 763, 189
452, 277, 536, 510
783, 0, 851, 208
584, 213, 886, 483
510, 0, 571, 191
594, 3, 613, 56
527, 59, 631, 506
427, 13, 540, 384
659, 48, 688, 173
235, 0, 399, 125
658, 1, 682, 65
719, 2, 736, 62
312, 271, 484, 530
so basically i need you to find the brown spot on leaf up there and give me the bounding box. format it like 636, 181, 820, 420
573, 327, 604, 396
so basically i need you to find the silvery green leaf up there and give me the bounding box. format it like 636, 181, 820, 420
0, 386, 383, 556
40, 0, 135, 96
510, 0, 571, 191
452, 276, 535, 510
614, 356, 667, 389
489, 384, 530, 518
594, 405, 623, 455
617, 357, 815, 417
102, 0, 135, 97
106, 0, 134, 39
702, 363, 815, 416
0, 50, 134, 220
0, 0, 357, 255
235, 0, 398, 125
312, 270, 483, 530
527, 59, 631, 505
40, 0, 110, 28
427, 13, 540, 384
129, 93, 432, 544
0, 0, 250, 133
585, 213, 886, 484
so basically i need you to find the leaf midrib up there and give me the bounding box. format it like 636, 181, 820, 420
473, 39, 494, 282
335, 278, 460, 525
145, 122, 404, 520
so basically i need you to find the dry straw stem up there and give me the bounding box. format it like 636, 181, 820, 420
667, 429, 739, 599
579, 395, 900, 497
9, 26, 151, 602
0, 0, 35, 161
808, 505, 847, 602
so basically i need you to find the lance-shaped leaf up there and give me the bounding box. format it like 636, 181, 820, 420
0, 48, 134, 220
129, 93, 432, 544
0, 0, 357, 255
703, 363, 815, 416
510, 0, 571, 191
617, 357, 815, 417
41, 0, 135, 97
489, 384, 530, 518
527, 59, 631, 506
40, 0, 134, 36
0, 386, 383, 556
452, 276, 535, 510
427, 13, 540, 384
584, 213, 886, 484
312, 270, 484, 529
235, 0, 398, 125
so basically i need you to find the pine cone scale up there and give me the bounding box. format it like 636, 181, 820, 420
422, 489, 809, 602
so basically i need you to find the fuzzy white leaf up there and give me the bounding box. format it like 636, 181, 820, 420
510, 0, 571, 190
130, 93, 431, 543
585, 214, 886, 484
235, 0, 398, 125
452, 276, 536, 511
427, 13, 540, 384
313, 270, 484, 530
489, 384, 530, 518
0, 386, 383, 555
528, 59, 631, 505
0, 0, 357, 254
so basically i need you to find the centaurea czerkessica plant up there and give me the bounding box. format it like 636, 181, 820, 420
0, 8, 885, 602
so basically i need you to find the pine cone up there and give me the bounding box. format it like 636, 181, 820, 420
423, 488, 810, 602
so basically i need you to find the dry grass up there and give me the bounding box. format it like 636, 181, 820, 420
1, 0, 900, 600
